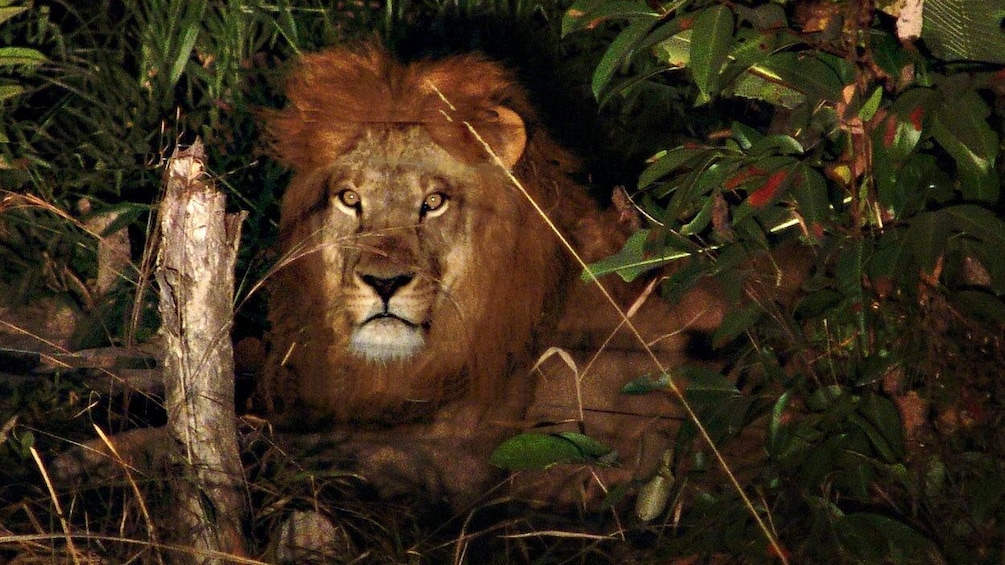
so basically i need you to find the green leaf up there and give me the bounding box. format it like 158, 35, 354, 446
0, 6, 27, 27
905, 211, 950, 273
806, 385, 847, 412
870, 29, 914, 78
720, 29, 805, 108
490, 432, 614, 471
944, 204, 1005, 251
790, 165, 829, 230
951, 290, 1005, 324
836, 239, 866, 302
748, 134, 803, 157
0, 47, 46, 67
0, 84, 23, 102
583, 229, 691, 282
638, 145, 709, 189
930, 87, 999, 202
668, 158, 734, 221
858, 87, 883, 121
768, 391, 792, 455
730, 121, 763, 150
923, 0, 1005, 63
855, 354, 895, 386
168, 24, 200, 88
754, 51, 845, 102
858, 394, 905, 461
591, 16, 658, 99
621, 372, 673, 394
653, 29, 691, 67
870, 229, 909, 283
680, 191, 715, 235
837, 513, 935, 563
730, 72, 806, 108
681, 366, 739, 400
711, 302, 763, 348
689, 5, 735, 105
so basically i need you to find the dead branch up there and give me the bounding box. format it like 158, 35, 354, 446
156, 140, 250, 563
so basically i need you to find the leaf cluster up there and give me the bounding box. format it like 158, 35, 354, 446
497, 0, 1005, 562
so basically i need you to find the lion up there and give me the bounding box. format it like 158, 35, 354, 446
258, 43, 736, 508
261, 44, 620, 428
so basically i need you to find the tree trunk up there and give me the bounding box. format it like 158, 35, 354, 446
156, 140, 249, 563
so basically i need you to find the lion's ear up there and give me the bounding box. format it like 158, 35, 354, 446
488, 106, 527, 169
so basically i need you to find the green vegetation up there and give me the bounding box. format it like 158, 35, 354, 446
2, 0, 1003, 563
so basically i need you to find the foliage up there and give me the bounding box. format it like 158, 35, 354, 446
499, 0, 1005, 562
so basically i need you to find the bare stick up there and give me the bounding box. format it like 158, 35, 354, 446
157, 140, 249, 563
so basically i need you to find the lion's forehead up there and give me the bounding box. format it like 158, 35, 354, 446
336, 128, 479, 184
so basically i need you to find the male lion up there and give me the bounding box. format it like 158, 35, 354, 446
260, 44, 726, 505
262, 44, 612, 425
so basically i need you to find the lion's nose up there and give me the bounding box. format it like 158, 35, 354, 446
361, 273, 414, 302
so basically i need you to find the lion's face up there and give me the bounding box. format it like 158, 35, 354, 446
262, 45, 595, 426
310, 128, 478, 363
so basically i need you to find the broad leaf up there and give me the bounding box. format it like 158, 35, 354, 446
754, 51, 845, 102
638, 145, 709, 189
905, 211, 951, 273
790, 165, 829, 230
490, 432, 614, 471
930, 87, 999, 202
592, 17, 658, 99
689, 5, 735, 104
681, 366, 739, 401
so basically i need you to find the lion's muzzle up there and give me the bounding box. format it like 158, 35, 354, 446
349, 254, 431, 362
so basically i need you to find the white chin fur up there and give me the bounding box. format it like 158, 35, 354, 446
350, 318, 425, 362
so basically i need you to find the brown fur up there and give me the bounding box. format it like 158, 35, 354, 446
261, 44, 611, 428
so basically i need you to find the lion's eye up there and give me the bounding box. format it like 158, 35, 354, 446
420, 192, 448, 217
335, 188, 362, 212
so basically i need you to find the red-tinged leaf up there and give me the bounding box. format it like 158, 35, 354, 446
908, 106, 924, 130
562, 0, 658, 36
747, 169, 787, 207
723, 165, 766, 190
882, 115, 897, 147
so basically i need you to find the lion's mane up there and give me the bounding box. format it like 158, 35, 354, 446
262, 44, 604, 427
